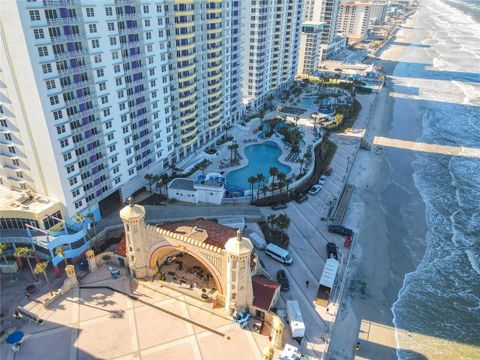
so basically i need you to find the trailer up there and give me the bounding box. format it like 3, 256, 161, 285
286, 300, 305, 339
315, 258, 339, 307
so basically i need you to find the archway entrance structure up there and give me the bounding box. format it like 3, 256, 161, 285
149, 244, 223, 297
120, 200, 256, 312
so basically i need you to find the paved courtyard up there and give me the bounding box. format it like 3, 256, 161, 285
1, 266, 272, 360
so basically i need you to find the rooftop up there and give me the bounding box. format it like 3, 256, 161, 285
0, 185, 58, 214
159, 219, 237, 249
252, 276, 280, 311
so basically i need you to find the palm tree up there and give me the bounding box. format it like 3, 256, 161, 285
266, 214, 276, 230
247, 176, 257, 202
231, 143, 240, 161
73, 213, 86, 233
269, 167, 279, 184
256, 173, 265, 197
261, 185, 269, 198
304, 152, 312, 163
198, 161, 208, 174
275, 214, 291, 241
227, 144, 234, 161
14, 247, 37, 282
34, 261, 52, 295
0, 243, 9, 265
55, 247, 68, 267
161, 174, 170, 192
144, 173, 154, 192
299, 158, 306, 175
85, 212, 97, 235
285, 177, 293, 194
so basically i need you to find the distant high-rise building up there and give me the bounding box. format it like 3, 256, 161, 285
0, 0, 242, 222
337, 2, 372, 44
297, 22, 325, 77
370, 0, 388, 25
242, 0, 303, 111
303, 0, 342, 60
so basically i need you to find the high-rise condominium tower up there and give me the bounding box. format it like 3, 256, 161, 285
303, 0, 341, 60
0, 0, 242, 221
242, 0, 303, 111
337, 1, 372, 44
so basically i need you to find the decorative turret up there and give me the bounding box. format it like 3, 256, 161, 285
271, 313, 284, 349
224, 229, 254, 315
120, 197, 151, 278
85, 249, 97, 272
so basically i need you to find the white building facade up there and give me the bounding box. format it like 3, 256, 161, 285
297, 22, 325, 77
242, 0, 303, 111
0, 0, 242, 222
337, 2, 372, 44
303, 0, 342, 60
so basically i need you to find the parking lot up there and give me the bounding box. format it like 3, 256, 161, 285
255, 94, 376, 358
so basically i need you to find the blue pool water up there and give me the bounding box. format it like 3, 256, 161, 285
297, 97, 316, 109
225, 141, 291, 191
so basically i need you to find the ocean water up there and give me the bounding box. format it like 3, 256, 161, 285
391, 0, 480, 359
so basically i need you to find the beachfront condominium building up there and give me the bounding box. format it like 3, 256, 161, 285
369, 0, 388, 25
337, 1, 372, 44
0, 0, 242, 222
297, 22, 325, 77
303, 0, 343, 60
242, 0, 303, 111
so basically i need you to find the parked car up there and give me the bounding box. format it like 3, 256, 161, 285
328, 224, 353, 236
276, 270, 290, 292
295, 193, 308, 203
324, 167, 333, 176
318, 175, 327, 185
326, 242, 338, 260
271, 203, 288, 210
248, 231, 267, 250
309, 185, 322, 195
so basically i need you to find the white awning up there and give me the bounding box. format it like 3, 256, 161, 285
319, 258, 339, 288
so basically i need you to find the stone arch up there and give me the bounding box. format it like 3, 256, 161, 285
149, 244, 224, 296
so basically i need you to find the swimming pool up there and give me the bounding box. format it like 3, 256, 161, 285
225, 141, 291, 191
297, 97, 316, 109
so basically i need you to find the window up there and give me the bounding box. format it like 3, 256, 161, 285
49, 95, 59, 105
29, 10, 40, 21
114, 65, 120, 73
109, 37, 117, 46
63, 152, 71, 161
115, 78, 122, 86
88, 24, 97, 33
144, 19, 150, 27
33, 29, 44, 39
38, 46, 49, 57
72, 189, 80, 197
74, 200, 83, 209
103, 108, 110, 117
146, 32, 152, 40
8, 146, 15, 154
12, 159, 19, 166
53, 110, 63, 120
112, 51, 118, 60
91, 39, 100, 48
86, 8, 94, 17
94, 54, 102, 63
45, 79, 56, 90
108, 22, 115, 31
60, 138, 69, 148
56, 124, 65, 134
105, 7, 113, 16
101, 96, 108, 104
42, 64, 52, 74
99, 82, 106, 91
96, 69, 104, 77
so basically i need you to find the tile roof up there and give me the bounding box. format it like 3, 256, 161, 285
159, 219, 237, 249
252, 276, 280, 311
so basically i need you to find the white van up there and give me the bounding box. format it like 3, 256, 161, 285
265, 243, 293, 265
248, 232, 267, 250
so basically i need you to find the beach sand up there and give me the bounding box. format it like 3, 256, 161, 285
327, 13, 430, 360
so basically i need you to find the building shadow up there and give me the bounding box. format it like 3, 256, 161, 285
390, 41, 431, 48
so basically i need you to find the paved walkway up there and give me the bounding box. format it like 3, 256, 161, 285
1, 266, 271, 360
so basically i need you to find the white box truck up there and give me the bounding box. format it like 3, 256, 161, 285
286, 300, 305, 339
315, 258, 339, 307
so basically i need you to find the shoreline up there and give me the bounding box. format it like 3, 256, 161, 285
327, 11, 428, 360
